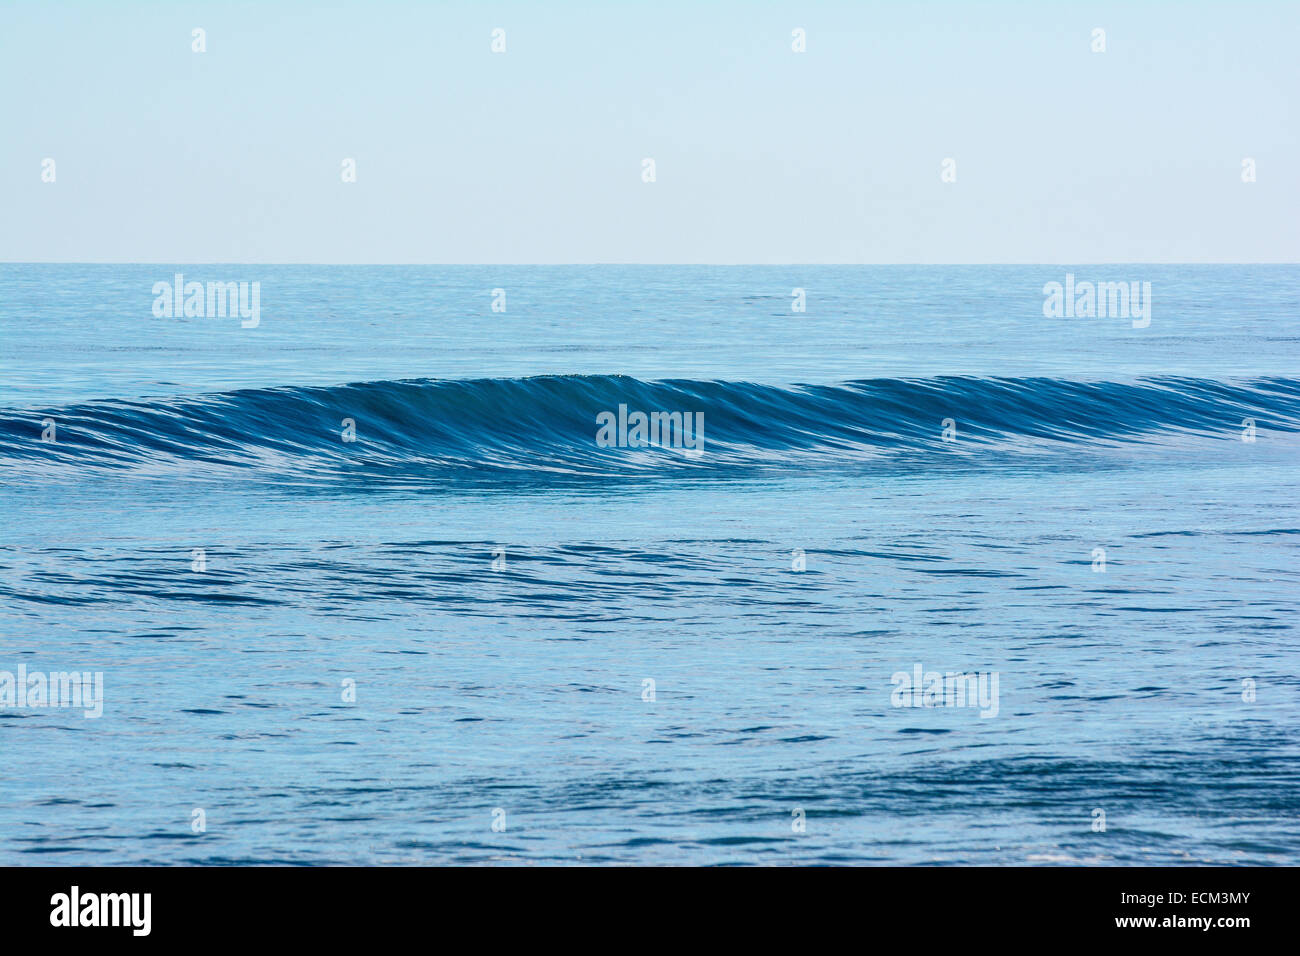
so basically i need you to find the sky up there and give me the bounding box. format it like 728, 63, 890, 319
1, 0, 1297, 263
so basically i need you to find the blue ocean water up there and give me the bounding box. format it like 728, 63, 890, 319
1, 265, 1297, 865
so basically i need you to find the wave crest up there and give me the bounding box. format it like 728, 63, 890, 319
3, 374, 1297, 484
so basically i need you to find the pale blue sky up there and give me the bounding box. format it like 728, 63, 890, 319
2, 1, 1296, 262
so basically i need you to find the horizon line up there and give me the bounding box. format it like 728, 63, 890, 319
3, 261, 1299, 267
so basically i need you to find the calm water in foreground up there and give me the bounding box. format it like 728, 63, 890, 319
1, 265, 1297, 864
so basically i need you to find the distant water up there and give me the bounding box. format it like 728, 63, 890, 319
2, 265, 1298, 865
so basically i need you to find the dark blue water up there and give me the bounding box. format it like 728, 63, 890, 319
2, 265, 1297, 864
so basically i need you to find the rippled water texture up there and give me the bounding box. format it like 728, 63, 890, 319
2, 266, 1297, 864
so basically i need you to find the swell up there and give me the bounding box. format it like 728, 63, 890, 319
2, 374, 1297, 484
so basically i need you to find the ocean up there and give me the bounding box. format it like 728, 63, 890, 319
1, 264, 1297, 865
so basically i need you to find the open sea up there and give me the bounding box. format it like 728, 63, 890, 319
1, 264, 1297, 865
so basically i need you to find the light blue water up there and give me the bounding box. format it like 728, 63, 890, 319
1, 265, 1297, 864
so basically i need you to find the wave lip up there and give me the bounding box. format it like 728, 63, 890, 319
2, 374, 1297, 484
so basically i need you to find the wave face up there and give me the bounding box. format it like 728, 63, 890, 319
3, 374, 1298, 484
